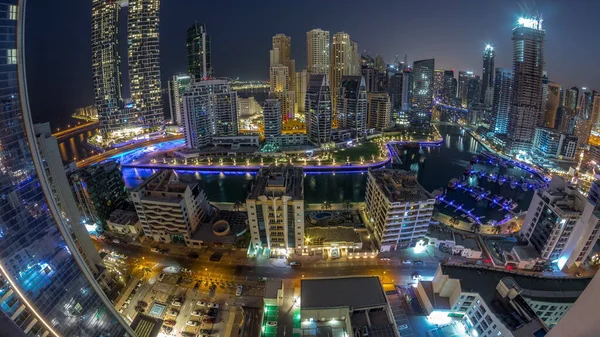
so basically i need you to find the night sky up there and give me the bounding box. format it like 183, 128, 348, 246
25, 0, 600, 128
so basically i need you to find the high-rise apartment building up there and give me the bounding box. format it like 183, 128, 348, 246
295, 69, 308, 113
70, 161, 130, 227
367, 92, 391, 131
532, 128, 578, 160
330, 32, 359, 122
542, 78, 561, 128
457, 70, 475, 107
306, 74, 332, 145
443, 70, 456, 103
92, 0, 129, 134
591, 94, 600, 133
128, 0, 163, 127
237, 96, 261, 117
507, 16, 545, 154
187, 22, 212, 80
337, 75, 367, 135
246, 165, 304, 253
491, 68, 512, 135
182, 79, 238, 149
270, 33, 296, 120
306, 29, 330, 75
0, 2, 133, 334
481, 44, 495, 105
521, 176, 600, 269
263, 98, 282, 141
411, 59, 435, 128
466, 75, 481, 108
130, 170, 212, 244
168, 74, 192, 124
432, 69, 444, 101
360, 54, 378, 93
365, 169, 435, 251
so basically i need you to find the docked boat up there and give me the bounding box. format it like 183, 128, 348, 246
448, 178, 460, 188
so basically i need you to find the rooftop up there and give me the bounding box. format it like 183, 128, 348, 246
264, 280, 282, 300
108, 209, 139, 226
454, 234, 480, 250
248, 164, 303, 200
428, 226, 455, 242
304, 226, 362, 245
512, 245, 541, 261
301, 276, 387, 310
440, 264, 591, 304
189, 210, 247, 244
369, 169, 431, 203
130, 313, 163, 337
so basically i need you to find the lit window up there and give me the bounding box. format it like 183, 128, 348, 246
8, 5, 16, 20
7, 49, 16, 64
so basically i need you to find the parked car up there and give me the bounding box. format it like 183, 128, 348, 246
186, 320, 198, 326
112, 239, 120, 244
236, 285, 243, 296
289, 261, 302, 267
202, 317, 214, 324
266, 321, 277, 327
208, 302, 220, 309
413, 260, 424, 266
150, 247, 160, 253
411, 272, 422, 280
167, 309, 178, 316
191, 310, 201, 316
196, 300, 207, 307
398, 324, 409, 331
171, 300, 182, 307
163, 319, 176, 326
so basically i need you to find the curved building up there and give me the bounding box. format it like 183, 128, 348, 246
0, 1, 134, 336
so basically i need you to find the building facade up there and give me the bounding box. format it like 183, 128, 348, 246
367, 92, 391, 131
270, 33, 296, 120
246, 165, 304, 254
491, 68, 512, 135
481, 44, 495, 105
330, 32, 359, 122
263, 98, 282, 142
91, 0, 124, 133
337, 75, 367, 136
130, 170, 212, 244
128, 0, 163, 127
0, 2, 134, 334
507, 16, 545, 154
187, 22, 212, 80
411, 59, 435, 128
542, 78, 561, 128
182, 79, 238, 149
365, 169, 435, 251
168, 74, 192, 125
306, 74, 332, 146
532, 128, 578, 160
70, 161, 130, 227
306, 28, 330, 75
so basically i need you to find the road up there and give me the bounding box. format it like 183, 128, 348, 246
76, 134, 184, 168
98, 241, 438, 287
52, 120, 99, 141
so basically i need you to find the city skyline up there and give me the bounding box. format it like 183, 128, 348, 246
25, 0, 600, 127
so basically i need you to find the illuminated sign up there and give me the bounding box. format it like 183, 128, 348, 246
517, 17, 542, 30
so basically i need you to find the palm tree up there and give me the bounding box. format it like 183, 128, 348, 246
342, 200, 352, 210
321, 201, 332, 210
493, 226, 502, 234
233, 201, 242, 211
470, 223, 481, 233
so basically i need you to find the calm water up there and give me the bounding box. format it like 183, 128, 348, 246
58, 129, 98, 162
118, 125, 535, 216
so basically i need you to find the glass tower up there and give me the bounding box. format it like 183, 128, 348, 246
0, 1, 132, 336
186, 22, 212, 80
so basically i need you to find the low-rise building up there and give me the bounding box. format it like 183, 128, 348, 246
246, 165, 304, 254
303, 226, 363, 258
107, 209, 142, 238
300, 277, 399, 337
130, 170, 212, 244
532, 127, 578, 160
417, 264, 591, 333
365, 169, 435, 251
504, 245, 543, 270
452, 235, 483, 259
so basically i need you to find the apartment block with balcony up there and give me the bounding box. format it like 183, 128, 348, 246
364, 169, 435, 251
130, 170, 212, 244
246, 165, 304, 255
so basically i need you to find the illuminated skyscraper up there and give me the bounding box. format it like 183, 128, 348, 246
481, 44, 495, 105
168, 74, 192, 125
182, 79, 238, 149
306, 74, 332, 145
507, 16, 545, 154
187, 22, 212, 80
457, 70, 475, 107
443, 70, 456, 103
263, 99, 282, 141
411, 58, 435, 128
306, 28, 330, 75
491, 68, 512, 135
337, 75, 367, 135
432, 69, 444, 101
330, 32, 359, 125
91, 0, 125, 133
542, 77, 561, 128
128, 0, 163, 127
0, 1, 133, 335
295, 69, 308, 113
270, 33, 296, 120
367, 92, 392, 131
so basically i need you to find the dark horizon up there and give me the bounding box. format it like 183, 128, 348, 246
25, 0, 600, 129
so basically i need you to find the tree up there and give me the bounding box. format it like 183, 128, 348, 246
493, 226, 502, 234
321, 201, 332, 210
470, 222, 481, 233
342, 200, 352, 210
233, 201, 243, 211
